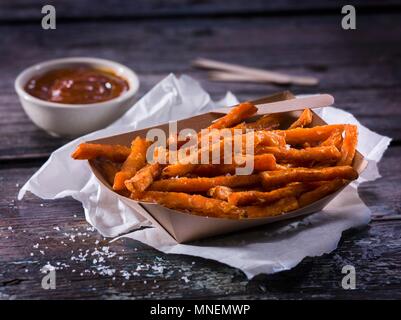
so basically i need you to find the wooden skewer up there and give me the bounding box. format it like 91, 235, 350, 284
213, 94, 334, 115
208, 71, 282, 83
193, 58, 319, 86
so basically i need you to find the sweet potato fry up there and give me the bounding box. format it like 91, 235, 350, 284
245, 197, 299, 218
338, 125, 358, 166
162, 133, 232, 177
234, 113, 282, 131
174, 103, 256, 154
208, 101, 258, 130
71, 143, 131, 162
228, 183, 308, 206
113, 137, 149, 190
133, 191, 246, 219
320, 129, 343, 149
299, 179, 346, 207
236, 153, 277, 171
260, 166, 358, 189
279, 124, 344, 145
125, 162, 161, 193
149, 175, 260, 193
256, 146, 341, 165
274, 164, 293, 170
289, 108, 313, 129
207, 186, 234, 201
191, 164, 225, 177
93, 159, 121, 186
255, 130, 286, 147
199, 127, 286, 148
193, 153, 276, 176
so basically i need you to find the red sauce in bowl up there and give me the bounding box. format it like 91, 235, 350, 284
24, 67, 129, 104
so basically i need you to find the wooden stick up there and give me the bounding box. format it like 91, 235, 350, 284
213, 94, 335, 115
193, 58, 319, 86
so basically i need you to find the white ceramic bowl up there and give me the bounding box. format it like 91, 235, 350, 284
15, 57, 140, 137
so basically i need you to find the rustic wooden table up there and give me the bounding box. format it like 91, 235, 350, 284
1, 1, 400, 299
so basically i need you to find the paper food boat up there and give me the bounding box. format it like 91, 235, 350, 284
88, 93, 367, 243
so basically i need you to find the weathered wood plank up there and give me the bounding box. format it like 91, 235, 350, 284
0, 146, 399, 299
2, 14, 400, 82
0, 14, 400, 160
1, 0, 400, 21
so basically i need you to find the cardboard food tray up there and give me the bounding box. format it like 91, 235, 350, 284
88, 93, 367, 243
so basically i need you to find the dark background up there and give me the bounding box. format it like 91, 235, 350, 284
0, 1, 400, 299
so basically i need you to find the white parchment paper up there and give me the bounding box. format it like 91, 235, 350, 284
18, 74, 391, 279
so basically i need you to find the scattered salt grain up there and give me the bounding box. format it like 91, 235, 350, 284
151, 265, 164, 274
40, 263, 55, 273
121, 270, 131, 280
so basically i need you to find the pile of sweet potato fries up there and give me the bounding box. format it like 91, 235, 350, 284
72, 101, 358, 219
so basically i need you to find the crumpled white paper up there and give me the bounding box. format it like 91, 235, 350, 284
18, 74, 391, 279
